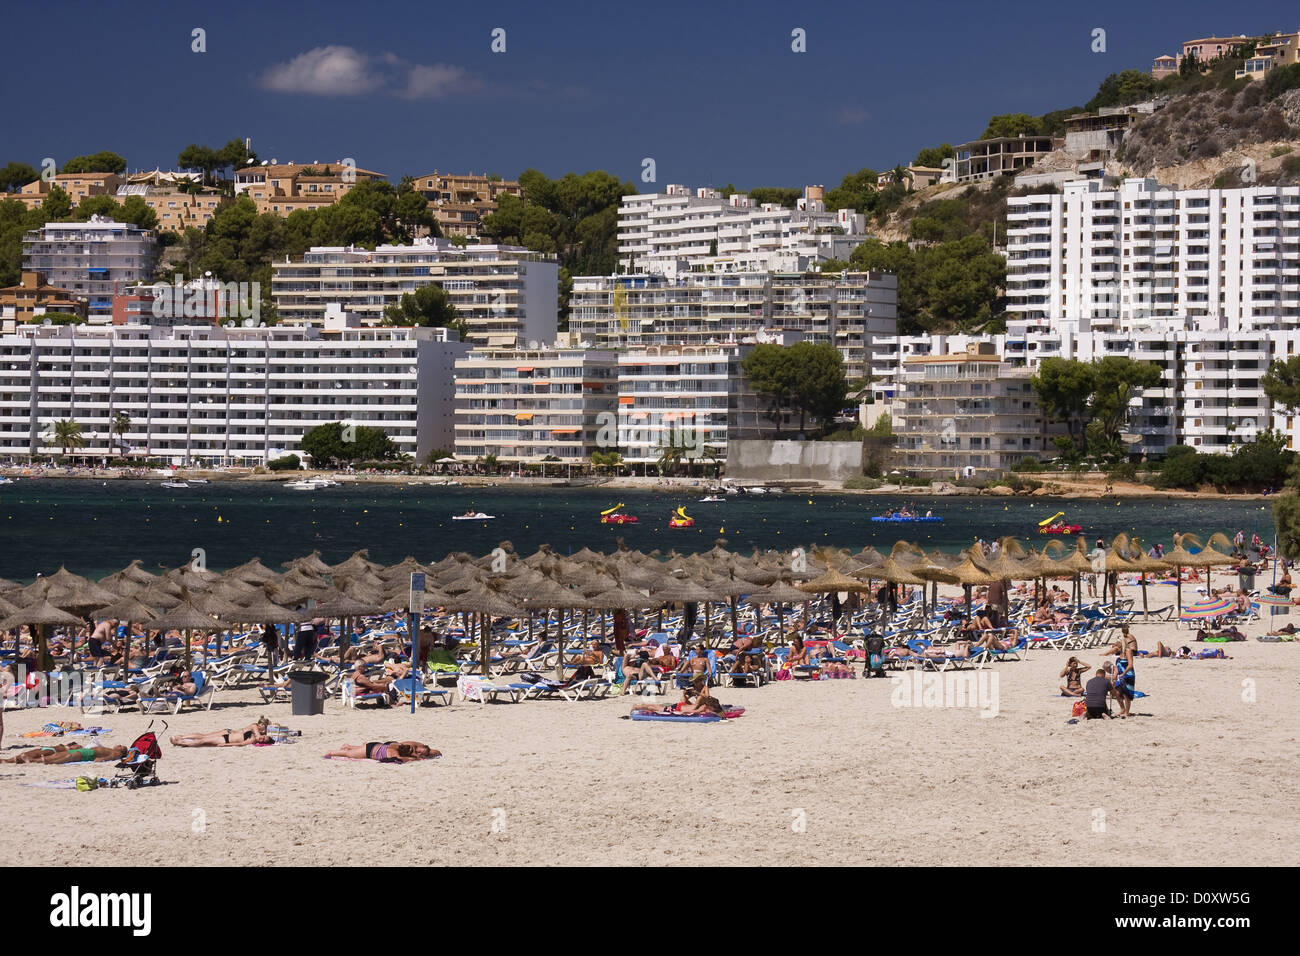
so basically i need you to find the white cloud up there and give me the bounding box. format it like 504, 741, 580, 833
398, 63, 480, 100
261, 45, 480, 99
261, 46, 385, 96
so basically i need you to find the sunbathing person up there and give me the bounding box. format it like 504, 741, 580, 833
974, 629, 1017, 651
1059, 657, 1090, 696
324, 741, 439, 762
560, 642, 605, 687
620, 643, 659, 686
171, 718, 273, 747
3, 743, 128, 764
730, 632, 760, 673
351, 660, 411, 695
961, 612, 995, 635
1266, 622, 1298, 636
808, 642, 853, 677
785, 637, 809, 668
676, 645, 710, 682
1141, 642, 1177, 658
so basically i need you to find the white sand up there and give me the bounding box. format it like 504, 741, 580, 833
2, 581, 1297, 866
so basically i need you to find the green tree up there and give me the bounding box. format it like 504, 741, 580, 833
61, 151, 127, 174
1263, 355, 1300, 412
0, 161, 39, 192
1031, 358, 1096, 453
301, 421, 397, 465
300, 422, 347, 465
73, 195, 121, 221
177, 144, 225, 185
40, 186, 73, 221
742, 342, 846, 435
110, 411, 131, 455
51, 419, 86, 457
119, 195, 159, 231
1086, 70, 1159, 111
912, 145, 954, 168
382, 283, 468, 337
1090, 356, 1163, 455
981, 113, 1041, 139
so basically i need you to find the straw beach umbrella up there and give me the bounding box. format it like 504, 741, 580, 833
0, 599, 84, 671
441, 581, 525, 677
747, 580, 811, 641
150, 600, 221, 672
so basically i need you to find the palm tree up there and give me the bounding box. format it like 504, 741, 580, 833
656, 440, 687, 477
110, 411, 131, 456
51, 419, 86, 458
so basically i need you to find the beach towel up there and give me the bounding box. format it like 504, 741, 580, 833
456, 675, 495, 702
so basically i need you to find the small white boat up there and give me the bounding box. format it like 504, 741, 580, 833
161, 480, 189, 489
188, 478, 209, 484
701, 495, 724, 503
0, 477, 15, 485
451, 512, 496, 520
284, 479, 331, 491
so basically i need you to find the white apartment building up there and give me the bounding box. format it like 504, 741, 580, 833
893, 343, 1048, 477
1006, 178, 1300, 329
453, 348, 618, 463
271, 237, 558, 346
0, 310, 467, 465
873, 317, 1294, 460
615, 344, 778, 466
569, 271, 897, 383
22, 217, 159, 319
618, 185, 869, 277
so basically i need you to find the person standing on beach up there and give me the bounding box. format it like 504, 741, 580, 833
294, 619, 316, 661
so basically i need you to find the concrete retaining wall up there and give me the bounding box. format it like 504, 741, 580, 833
727, 440, 863, 481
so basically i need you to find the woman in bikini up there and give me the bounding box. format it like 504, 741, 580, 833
171, 717, 273, 748
3, 744, 128, 764
1059, 656, 1089, 697
324, 741, 439, 762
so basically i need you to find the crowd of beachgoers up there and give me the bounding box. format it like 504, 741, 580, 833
2, 528, 1294, 777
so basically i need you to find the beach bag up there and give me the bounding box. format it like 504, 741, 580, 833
1071, 700, 1086, 718
75, 776, 99, 791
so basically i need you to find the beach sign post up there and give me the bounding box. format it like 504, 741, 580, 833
410, 572, 426, 714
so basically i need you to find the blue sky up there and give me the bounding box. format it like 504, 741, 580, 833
3, 0, 1294, 190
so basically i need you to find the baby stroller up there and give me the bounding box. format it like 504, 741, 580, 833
110, 721, 165, 789
863, 635, 887, 678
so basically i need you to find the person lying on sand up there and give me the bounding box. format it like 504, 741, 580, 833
171, 717, 273, 747
3, 744, 128, 764
632, 688, 726, 718
1266, 622, 1297, 636
1060, 657, 1089, 697
324, 741, 439, 762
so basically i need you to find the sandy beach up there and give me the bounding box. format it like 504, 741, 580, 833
2, 580, 1295, 867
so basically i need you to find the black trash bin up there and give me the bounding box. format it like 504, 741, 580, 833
289, 670, 328, 716
1239, 569, 1255, 591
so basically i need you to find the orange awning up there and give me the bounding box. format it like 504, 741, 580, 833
516, 366, 534, 372
551, 427, 580, 434
515, 413, 534, 420
618, 396, 634, 405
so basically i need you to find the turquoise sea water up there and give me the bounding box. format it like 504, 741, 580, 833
0, 480, 1277, 581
